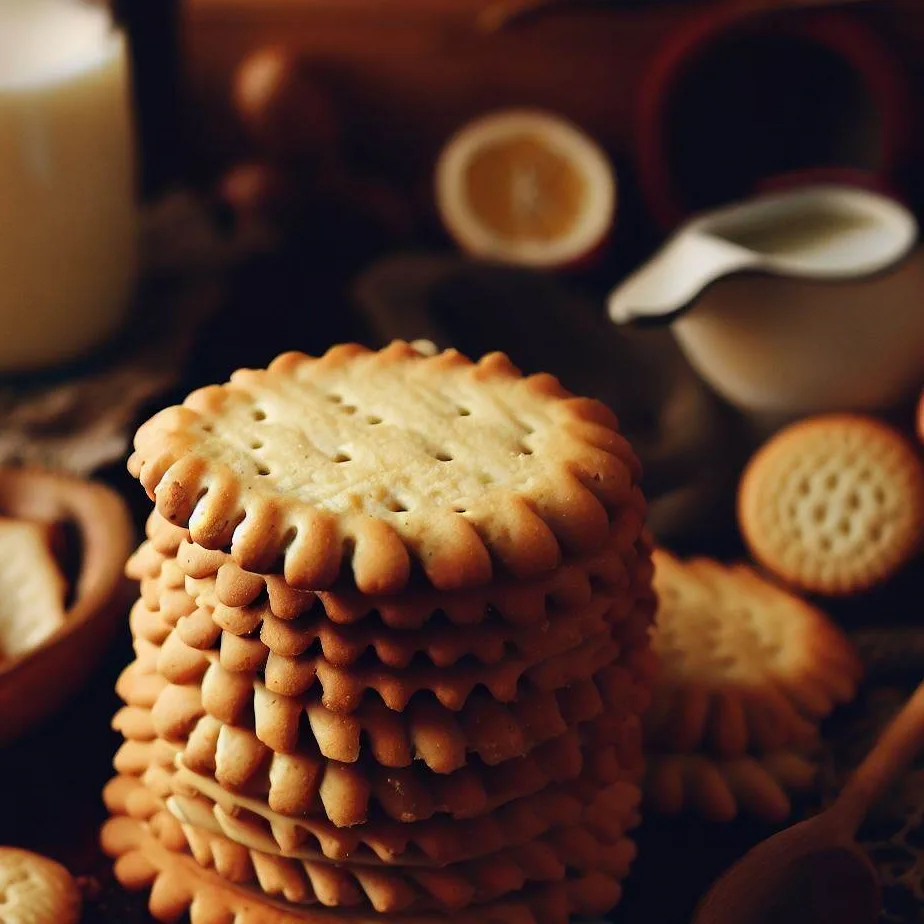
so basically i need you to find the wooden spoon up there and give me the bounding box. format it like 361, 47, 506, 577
692, 678, 924, 924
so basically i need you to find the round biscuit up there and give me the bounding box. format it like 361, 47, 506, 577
0, 848, 80, 924
738, 414, 924, 595
647, 550, 860, 757
127, 342, 643, 594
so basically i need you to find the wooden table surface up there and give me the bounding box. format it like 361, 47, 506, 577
0, 236, 918, 924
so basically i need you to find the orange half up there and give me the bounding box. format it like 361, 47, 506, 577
435, 110, 616, 268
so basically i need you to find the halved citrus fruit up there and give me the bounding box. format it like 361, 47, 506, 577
435, 109, 616, 268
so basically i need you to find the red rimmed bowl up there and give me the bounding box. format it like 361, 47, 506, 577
0, 469, 134, 745
635, 7, 914, 230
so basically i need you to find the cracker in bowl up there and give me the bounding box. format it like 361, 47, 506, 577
0, 517, 67, 662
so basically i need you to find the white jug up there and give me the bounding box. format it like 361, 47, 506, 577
608, 186, 924, 416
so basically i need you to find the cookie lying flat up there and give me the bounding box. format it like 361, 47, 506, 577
128, 342, 643, 594
646, 550, 861, 757
0, 848, 81, 924
644, 750, 818, 824
0, 518, 67, 661
739, 414, 924, 595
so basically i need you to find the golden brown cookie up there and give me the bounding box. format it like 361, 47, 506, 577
177, 699, 643, 828
192, 648, 650, 775
113, 604, 650, 831
177, 821, 636, 914
163, 566, 632, 703
106, 772, 637, 914
646, 550, 860, 757
175, 540, 651, 669
119, 637, 644, 829
739, 414, 924, 595
106, 682, 643, 872
166, 764, 641, 867
155, 611, 627, 715
165, 505, 647, 629
0, 848, 81, 924
101, 812, 624, 924
155, 654, 650, 774
131, 702, 632, 830
644, 750, 818, 824
128, 342, 643, 594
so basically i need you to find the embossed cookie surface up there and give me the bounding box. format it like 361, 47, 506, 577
128, 342, 642, 594
739, 414, 924, 595
0, 848, 81, 924
646, 550, 861, 757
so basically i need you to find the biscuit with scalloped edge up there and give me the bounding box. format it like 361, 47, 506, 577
646, 550, 860, 757
101, 813, 626, 924
163, 502, 647, 627
155, 610, 628, 715
166, 763, 641, 867
105, 731, 642, 869
174, 539, 649, 668
129, 342, 643, 594
117, 603, 654, 775
105, 703, 643, 871
739, 414, 924, 595
104, 772, 637, 914
119, 695, 636, 830
644, 750, 818, 824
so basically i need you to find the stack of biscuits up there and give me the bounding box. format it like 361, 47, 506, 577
102, 342, 657, 924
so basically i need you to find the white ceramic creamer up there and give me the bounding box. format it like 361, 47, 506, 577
0, 0, 137, 371
608, 186, 924, 416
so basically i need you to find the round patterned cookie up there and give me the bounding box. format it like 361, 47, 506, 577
128, 342, 642, 594
0, 848, 81, 924
738, 414, 924, 595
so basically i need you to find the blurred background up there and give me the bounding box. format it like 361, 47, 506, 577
100, 0, 924, 541
119, 0, 924, 234
1, 5, 923, 924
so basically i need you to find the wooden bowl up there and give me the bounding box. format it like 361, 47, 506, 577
0, 469, 134, 745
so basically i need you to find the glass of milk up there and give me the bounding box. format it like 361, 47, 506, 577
0, 0, 137, 372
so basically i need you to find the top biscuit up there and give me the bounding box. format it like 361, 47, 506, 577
129, 342, 642, 594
